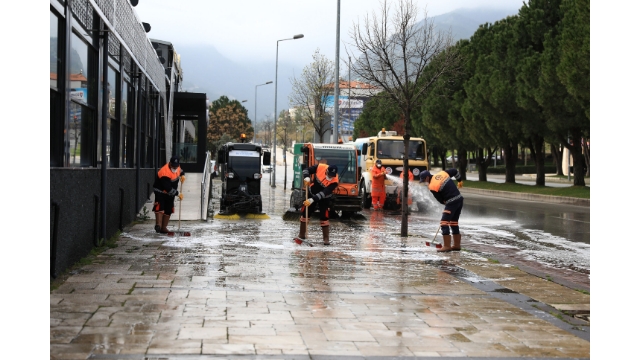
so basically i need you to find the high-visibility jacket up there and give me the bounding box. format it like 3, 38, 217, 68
428, 169, 462, 205
303, 163, 339, 202
153, 163, 182, 196
371, 165, 386, 196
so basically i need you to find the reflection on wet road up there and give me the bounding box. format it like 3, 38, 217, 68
205, 175, 590, 291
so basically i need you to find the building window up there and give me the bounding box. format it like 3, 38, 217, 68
51, 10, 62, 167
67, 31, 97, 167
122, 79, 134, 167
107, 65, 119, 167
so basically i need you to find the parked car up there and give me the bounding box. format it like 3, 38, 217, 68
263, 165, 273, 173
446, 155, 458, 164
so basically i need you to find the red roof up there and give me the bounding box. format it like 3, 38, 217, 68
325, 80, 378, 89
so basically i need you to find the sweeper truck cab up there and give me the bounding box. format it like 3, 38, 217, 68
216, 142, 270, 214
289, 142, 362, 219
354, 129, 430, 211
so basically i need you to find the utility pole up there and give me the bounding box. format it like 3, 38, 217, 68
333, 0, 341, 143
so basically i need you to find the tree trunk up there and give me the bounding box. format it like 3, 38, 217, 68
504, 142, 518, 183
583, 138, 590, 177
457, 147, 467, 180
401, 112, 410, 238
528, 136, 545, 187
567, 129, 586, 186
431, 146, 440, 168
549, 142, 563, 175
477, 147, 490, 182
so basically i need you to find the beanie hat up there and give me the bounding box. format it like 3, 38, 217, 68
419, 170, 431, 183
169, 156, 180, 168
327, 165, 338, 177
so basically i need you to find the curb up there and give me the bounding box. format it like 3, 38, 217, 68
460, 188, 590, 207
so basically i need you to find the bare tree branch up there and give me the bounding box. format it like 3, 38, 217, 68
289, 49, 335, 142
345, 0, 462, 237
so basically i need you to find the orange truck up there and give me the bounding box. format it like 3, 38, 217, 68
290, 143, 362, 219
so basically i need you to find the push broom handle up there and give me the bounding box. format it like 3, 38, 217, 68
305, 184, 308, 239
178, 180, 183, 231
433, 225, 440, 242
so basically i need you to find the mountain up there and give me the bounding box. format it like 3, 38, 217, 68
429, 7, 521, 41
176, 6, 521, 122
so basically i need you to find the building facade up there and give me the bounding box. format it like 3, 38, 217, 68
50, 0, 199, 278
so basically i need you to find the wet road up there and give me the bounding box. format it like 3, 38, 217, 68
265, 160, 590, 290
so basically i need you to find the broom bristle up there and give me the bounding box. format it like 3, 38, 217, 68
214, 213, 241, 220
246, 213, 270, 219
282, 209, 302, 221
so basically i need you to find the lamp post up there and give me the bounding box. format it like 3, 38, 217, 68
272, 34, 304, 188
254, 81, 273, 144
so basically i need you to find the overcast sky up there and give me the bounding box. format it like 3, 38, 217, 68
135, 0, 524, 67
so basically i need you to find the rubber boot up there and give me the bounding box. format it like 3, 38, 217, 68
437, 234, 452, 252
160, 215, 171, 233
322, 226, 330, 245
154, 212, 163, 233
297, 219, 308, 239
452, 234, 461, 251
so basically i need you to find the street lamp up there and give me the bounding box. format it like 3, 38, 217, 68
254, 81, 273, 144
272, 34, 304, 188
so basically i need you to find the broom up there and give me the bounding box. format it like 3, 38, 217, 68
425, 225, 442, 249
168, 179, 191, 236
294, 183, 313, 247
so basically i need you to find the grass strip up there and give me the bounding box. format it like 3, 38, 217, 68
461, 180, 590, 199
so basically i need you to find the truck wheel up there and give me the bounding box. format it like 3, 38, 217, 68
360, 182, 371, 209
417, 201, 428, 212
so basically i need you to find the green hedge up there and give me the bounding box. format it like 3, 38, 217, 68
484, 165, 557, 174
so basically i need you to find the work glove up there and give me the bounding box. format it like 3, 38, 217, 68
303, 198, 314, 207
177, 193, 184, 201
457, 180, 463, 189
180, 175, 186, 183
303, 177, 311, 186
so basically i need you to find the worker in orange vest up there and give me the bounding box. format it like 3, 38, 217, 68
371, 159, 387, 210
419, 169, 464, 252
397, 170, 414, 206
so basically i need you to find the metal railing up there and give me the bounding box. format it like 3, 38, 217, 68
201, 151, 211, 220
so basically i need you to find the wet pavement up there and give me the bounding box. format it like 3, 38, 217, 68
51, 158, 590, 359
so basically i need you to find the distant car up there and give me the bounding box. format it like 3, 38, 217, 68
446, 155, 458, 164
263, 165, 273, 173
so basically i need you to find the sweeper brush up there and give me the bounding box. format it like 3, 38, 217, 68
425, 225, 443, 249
293, 237, 314, 247
214, 212, 270, 220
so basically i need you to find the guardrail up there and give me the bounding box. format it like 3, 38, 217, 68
201, 151, 211, 220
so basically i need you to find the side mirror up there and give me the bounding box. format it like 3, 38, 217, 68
362, 144, 368, 155
217, 150, 223, 164
263, 153, 271, 166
